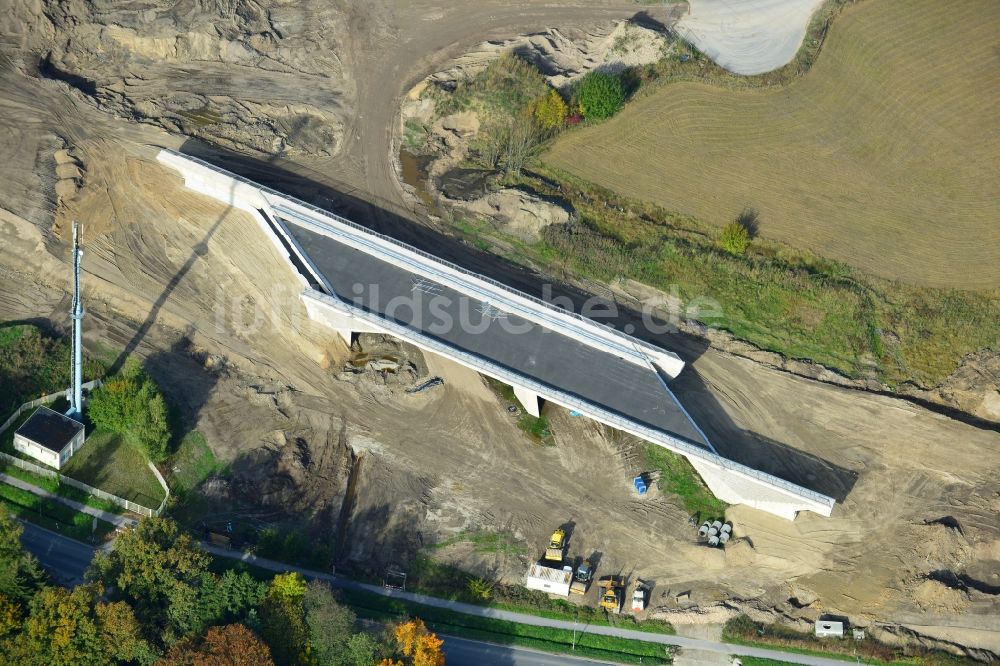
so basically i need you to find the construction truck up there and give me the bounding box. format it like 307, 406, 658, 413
569, 559, 593, 595
544, 528, 566, 563
598, 576, 625, 614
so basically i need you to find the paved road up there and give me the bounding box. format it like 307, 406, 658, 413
18, 528, 857, 666
203, 545, 856, 666
0, 472, 130, 527
18, 520, 105, 586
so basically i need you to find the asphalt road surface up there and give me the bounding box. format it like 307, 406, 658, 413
19, 520, 102, 587
283, 217, 710, 447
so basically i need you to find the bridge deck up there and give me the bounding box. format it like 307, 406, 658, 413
280, 216, 711, 450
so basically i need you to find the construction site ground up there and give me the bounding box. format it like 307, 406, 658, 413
0, 0, 998, 658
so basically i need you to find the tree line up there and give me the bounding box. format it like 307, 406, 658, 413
0, 508, 444, 665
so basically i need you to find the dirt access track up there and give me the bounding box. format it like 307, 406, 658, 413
0, 0, 998, 658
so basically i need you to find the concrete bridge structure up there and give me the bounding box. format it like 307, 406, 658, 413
158, 149, 836, 520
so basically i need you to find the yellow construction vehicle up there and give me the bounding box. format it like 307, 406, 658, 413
598, 576, 625, 614
544, 528, 566, 562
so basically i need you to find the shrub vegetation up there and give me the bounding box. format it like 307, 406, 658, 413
574, 71, 625, 120
0, 324, 103, 422
87, 359, 170, 462
723, 614, 979, 665
718, 220, 751, 255
533, 89, 568, 130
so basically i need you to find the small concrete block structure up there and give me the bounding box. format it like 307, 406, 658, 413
13, 406, 85, 470
815, 619, 845, 638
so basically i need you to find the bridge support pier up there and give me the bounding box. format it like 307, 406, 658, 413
512, 385, 542, 417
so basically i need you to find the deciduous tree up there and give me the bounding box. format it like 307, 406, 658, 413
260, 573, 309, 665
89, 517, 210, 644
303, 580, 355, 666
718, 220, 751, 255
10, 583, 150, 665
533, 89, 568, 130
0, 505, 45, 603
161, 623, 274, 666
390, 619, 444, 666
0, 593, 22, 639
574, 71, 625, 120
88, 358, 170, 461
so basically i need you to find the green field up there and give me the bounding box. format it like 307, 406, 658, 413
414, 0, 1000, 386
60, 430, 165, 509
166, 430, 224, 494
545, 0, 1000, 289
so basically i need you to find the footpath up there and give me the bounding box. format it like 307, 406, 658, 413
0, 472, 130, 528
202, 543, 857, 666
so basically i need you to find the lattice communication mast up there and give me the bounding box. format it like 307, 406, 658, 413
67, 221, 84, 420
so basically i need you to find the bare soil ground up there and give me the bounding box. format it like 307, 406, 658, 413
545, 0, 1000, 289
0, 0, 998, 658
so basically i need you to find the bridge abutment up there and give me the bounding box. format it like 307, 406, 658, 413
158, 148, 839, 522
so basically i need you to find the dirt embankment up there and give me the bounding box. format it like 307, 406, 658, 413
3, 0, 352, 158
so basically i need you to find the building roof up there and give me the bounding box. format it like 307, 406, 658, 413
14, 406, 84, 454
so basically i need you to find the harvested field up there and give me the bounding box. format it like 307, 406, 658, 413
545, 0, 1000, 289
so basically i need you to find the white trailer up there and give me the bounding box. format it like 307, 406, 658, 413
525, 564, 572, 597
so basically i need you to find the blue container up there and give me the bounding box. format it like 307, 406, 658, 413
634, 475, 647, 494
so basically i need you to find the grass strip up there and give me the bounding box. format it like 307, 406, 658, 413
404, 552, 676, 635
483, 378, 554, 445
642, 444, 728, 521
339, 586, 672, 664
60, 430, 165, 508
0, 484, 114, 541
0, 461, 123, 514
211, 554, 675, 661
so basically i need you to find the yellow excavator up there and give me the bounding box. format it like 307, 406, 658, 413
598, 576, 625, 614
544, 528, 566, 562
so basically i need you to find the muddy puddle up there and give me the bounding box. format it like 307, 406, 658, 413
399, 150, 435, 208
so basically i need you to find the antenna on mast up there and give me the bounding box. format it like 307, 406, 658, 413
67, 221, 84, 420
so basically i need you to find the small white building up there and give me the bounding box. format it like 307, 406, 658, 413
13, 406, 85, 470
815, 619, 845, 638
525, 563, 572, 597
